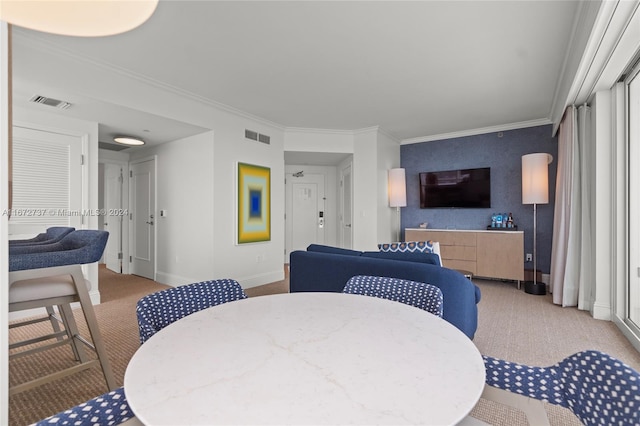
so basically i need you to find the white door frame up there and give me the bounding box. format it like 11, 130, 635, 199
129, 156, 156, 280
339, 159, 354, 249
99, 157, 130, 274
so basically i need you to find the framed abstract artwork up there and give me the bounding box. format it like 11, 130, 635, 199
237, 162, 271, 244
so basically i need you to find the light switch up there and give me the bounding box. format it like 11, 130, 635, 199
160, 209, 168, 217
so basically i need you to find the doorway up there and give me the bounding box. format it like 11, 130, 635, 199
285, 171, 326, 259
101, 162, 124, 273
340, 162, 353, 249
130, 157, 156, 280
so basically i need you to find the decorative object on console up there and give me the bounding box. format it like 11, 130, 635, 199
388, 168, 407, 242
237, 162, 271, 244
488, 212, 517, 230
522, 153, 553, 295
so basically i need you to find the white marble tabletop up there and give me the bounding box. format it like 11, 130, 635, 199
124, 292, 485, 425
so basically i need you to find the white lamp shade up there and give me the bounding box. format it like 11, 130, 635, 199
522, 153, 553, 204
388, 168, 407, 208
0, 0, 158, 37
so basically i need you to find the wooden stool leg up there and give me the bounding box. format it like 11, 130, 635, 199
70, 268, 117, 391
57, 303, 88, 363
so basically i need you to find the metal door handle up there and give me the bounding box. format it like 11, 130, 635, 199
146, 221, 154, 225
345, 224, 351, 228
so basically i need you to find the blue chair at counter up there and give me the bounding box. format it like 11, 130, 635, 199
9, 230, 117, 395
9, 226, 75, 246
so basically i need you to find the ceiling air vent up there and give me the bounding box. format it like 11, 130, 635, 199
245, 129, 258, 141
245, 129, 270, 145
29, 94, 72, 110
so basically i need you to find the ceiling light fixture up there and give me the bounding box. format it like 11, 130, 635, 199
114, 136, 145, 146
0, 0, 158, 37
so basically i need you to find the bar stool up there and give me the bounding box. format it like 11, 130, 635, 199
8, 230, 117, 395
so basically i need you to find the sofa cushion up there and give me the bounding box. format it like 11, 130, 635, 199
361, 251, 441, 266
307, 244, 362, 256
378, 241, 436, 253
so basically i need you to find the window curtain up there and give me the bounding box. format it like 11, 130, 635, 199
549, 105, 593, 308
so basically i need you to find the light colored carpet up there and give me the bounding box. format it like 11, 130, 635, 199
8, 268, 640, 425
469, 278, 640, 425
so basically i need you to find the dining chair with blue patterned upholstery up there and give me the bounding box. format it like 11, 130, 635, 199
32, 386, 141, 426
136, 278, 248, 344
481, 350, 640, 425
342, 275, 443, 317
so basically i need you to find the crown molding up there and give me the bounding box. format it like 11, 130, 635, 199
284, 125, 399, 143
401, 118, 552, 145
12, 30, 286, 131
284, 127, 358, 136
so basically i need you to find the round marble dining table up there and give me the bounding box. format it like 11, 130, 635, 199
124, 292, 485, 425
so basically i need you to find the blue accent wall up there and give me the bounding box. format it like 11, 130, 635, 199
401, 124, 558, 274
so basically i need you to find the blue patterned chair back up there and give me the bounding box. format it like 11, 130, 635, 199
33, 386, 133, 426
136, 278, 248, 344
9, 230, 109, 271
484, 350, 640, 425
9, 226, 75, 246
342, 275, 443, 317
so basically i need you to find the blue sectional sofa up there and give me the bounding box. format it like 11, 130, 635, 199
289, 244, 482, 339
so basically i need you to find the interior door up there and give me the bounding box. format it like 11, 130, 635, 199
341, 163, 353, 249
130, 159, 155, 280
286, 172, 325, 259
103, 163, 122, 273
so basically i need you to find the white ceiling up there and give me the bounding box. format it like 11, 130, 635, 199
10, 0, 588, 151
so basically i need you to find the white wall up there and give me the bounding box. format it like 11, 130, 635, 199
591, 91, 613, 320
284, 128, 354, 153
1, 22, 10, 426
352, 128, 380, 251
211, 115, 285, 288
130, 132, 215, 285
130, 120, 285, 289
376, 130, 401, 243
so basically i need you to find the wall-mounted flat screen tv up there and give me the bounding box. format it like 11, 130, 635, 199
419, 167, 491, 208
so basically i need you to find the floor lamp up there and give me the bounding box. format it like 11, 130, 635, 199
521, 153, 553, 295
388, 168, 407, 242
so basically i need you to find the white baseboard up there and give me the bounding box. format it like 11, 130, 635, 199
592, 302, 612, 321
156, 269, 285, 290
240, 270, 285, 289
154, 271, 192, 288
